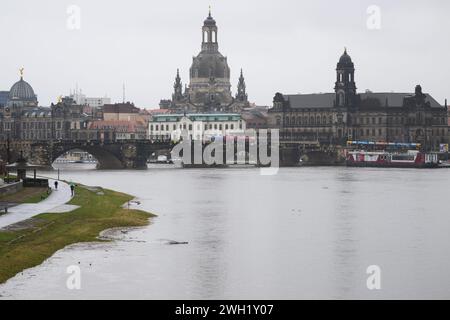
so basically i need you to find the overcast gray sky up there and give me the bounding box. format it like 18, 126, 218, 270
0, 0, 448, 108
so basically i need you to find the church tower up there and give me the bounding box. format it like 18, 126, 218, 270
202, 8, 219, 53
172, 69, 184, 102
161, 9, 250, 113
188, 9, 233, 111
236, 69, 248, 102
334, 48, 357, 107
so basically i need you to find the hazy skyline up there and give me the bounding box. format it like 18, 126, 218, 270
0, 0, 448, 108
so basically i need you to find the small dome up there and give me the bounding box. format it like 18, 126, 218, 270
338, 49, 353, 66
204, 12, 216, 26
9, 77, 36, 101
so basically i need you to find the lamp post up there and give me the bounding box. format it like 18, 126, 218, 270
6, 134, 11, 164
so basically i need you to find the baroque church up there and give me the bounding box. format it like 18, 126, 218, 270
268, 49, 449, 150
159, 10, 250, 113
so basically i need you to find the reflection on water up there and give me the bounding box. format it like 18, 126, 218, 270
1, 164, 450, 299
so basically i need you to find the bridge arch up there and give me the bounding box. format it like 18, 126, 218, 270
52, 145, 125, 170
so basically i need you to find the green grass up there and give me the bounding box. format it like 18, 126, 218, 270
0, 187, 51, 204
0, 185, 155, 284
23, 188, 52, 203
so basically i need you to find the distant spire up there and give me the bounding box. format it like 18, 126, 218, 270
173, 69, 183, 101
344, 47, 347, 54
208, 5, 211, 17
236, 68, 248, 102
19, 67, 24, 79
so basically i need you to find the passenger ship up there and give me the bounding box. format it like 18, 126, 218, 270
346, 150, 439, 168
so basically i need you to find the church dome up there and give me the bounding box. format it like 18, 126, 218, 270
9, 77, 36, 101
191, 52, 230, 79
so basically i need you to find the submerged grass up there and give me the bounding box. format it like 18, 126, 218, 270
0, 185, 155, 284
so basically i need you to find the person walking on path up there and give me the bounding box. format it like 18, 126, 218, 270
70, 183, 75, 197
54, 180, 58, 190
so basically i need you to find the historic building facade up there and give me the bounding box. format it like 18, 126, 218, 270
268, 49, 449, 150
149, 113, 245, 141
160, 10, 250, 113
0, 73, 91, 142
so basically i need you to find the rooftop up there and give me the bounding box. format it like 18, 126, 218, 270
283, 92, 443, 109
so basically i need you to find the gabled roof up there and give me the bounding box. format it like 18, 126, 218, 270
360, 92, 442, 108
102, 103, 139, 114
283, 92, 443, 109
151, 113, 242, 122
283, 93, 335, 108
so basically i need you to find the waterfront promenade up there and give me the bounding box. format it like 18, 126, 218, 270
0, 180, 72, 229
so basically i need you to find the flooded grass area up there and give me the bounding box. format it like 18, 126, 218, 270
0, 185, 155, 284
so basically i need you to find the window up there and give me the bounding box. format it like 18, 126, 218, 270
230, 124, 234, 130
338, 92, 345, 106
188, 124, 192, 131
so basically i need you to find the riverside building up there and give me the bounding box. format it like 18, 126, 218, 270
148, 113, 246, 141
268, 49, 449, 150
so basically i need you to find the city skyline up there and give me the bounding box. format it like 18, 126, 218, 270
0, 0, 448, 108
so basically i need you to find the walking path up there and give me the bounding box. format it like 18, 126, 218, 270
0, 180, 74, 229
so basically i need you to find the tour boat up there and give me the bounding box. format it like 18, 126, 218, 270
346, 150, 439, 168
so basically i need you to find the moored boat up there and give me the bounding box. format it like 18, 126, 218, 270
346, 150, 439, 168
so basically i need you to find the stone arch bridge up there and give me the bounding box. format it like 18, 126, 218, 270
0, 140, 174, 170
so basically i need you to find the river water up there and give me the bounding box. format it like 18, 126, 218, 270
1, 164, 450, 299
